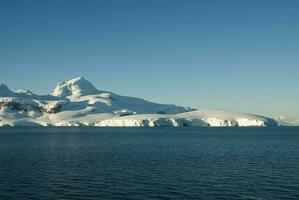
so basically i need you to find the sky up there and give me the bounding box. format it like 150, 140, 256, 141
0, 0, 298, 120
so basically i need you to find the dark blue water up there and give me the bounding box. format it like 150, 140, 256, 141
0, 127, 299, 200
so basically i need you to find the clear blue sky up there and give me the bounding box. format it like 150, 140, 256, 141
0, 0, 298, 119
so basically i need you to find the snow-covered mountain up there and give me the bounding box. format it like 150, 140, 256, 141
0, 77, 278, 127
52, 77, 99, 97
275, 116, 299, 126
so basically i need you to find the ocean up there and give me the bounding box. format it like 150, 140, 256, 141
0, 127, 298, 199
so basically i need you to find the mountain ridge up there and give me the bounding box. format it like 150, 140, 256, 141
0, 77, 278, 127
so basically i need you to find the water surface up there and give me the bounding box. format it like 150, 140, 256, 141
0, 127, 298, 199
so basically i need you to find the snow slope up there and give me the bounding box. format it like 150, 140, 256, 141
0, 77, 278, 127
52, 77, 99, 97
275, 116, 299, 126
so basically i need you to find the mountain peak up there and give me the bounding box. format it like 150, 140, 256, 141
16, 89, 34, 96
0, 83, 11, 91
0, 83, 13, 96
52, 77, 99, 97
71, 76, 86, 82
0, 83, 9, 90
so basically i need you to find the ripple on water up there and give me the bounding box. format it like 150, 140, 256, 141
0, 127, 299, 199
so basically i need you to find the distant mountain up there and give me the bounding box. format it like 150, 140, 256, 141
275, 116, 299, 126
0, 77, 277, 127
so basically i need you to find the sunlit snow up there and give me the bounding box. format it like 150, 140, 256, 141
0, 77, 277, 127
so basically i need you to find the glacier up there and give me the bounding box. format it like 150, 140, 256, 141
0, 77, 278, 127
